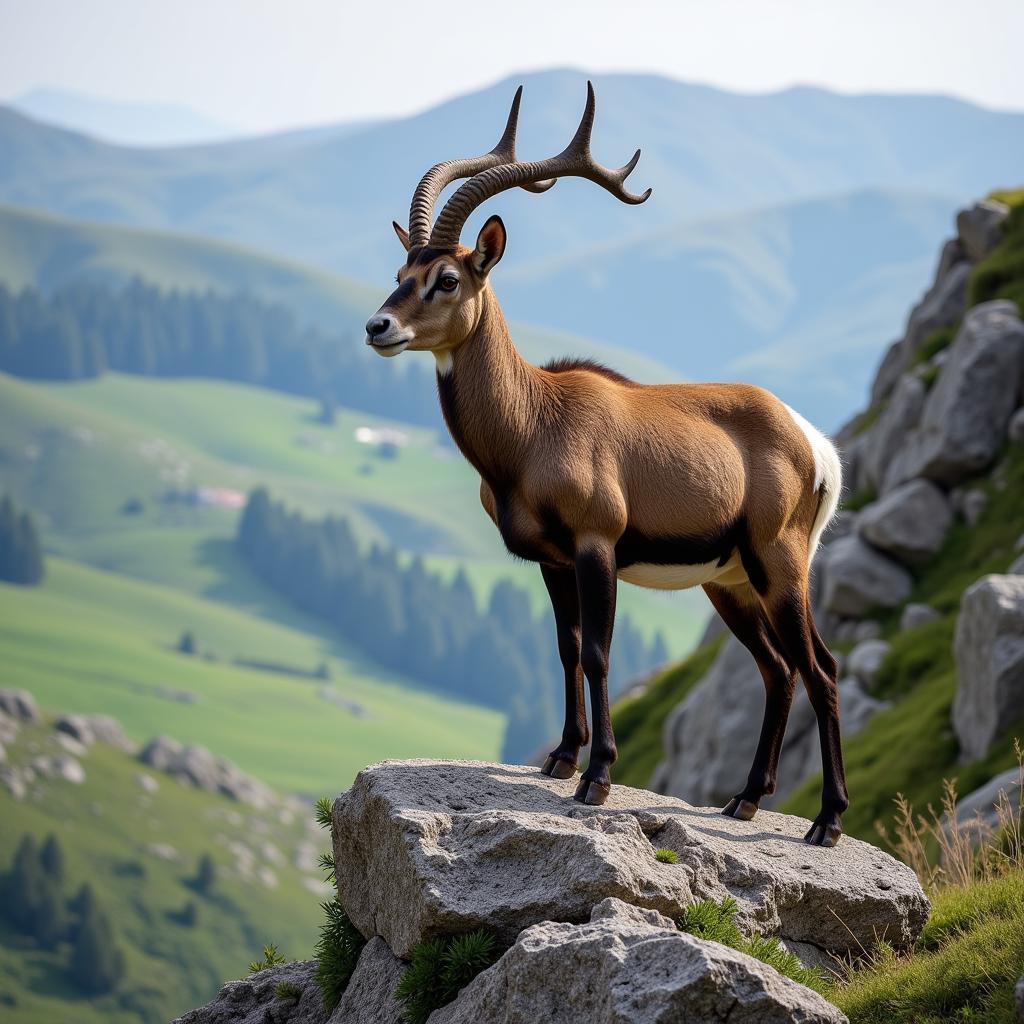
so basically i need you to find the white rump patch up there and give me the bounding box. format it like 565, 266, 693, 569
783, 403, 842, 563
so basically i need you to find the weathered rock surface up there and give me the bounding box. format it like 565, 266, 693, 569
651, 637, 883, 810
956, 199, 1009, 262
857, 479, 952, 565
140, 736, 275, 808
953, 575, 1024, 759
900, 603, 941, 631
332, 760, 928, 961
171, 960, 328, 1024
819, 535, 913, 617
846, 640, 891, 689
332, 938, 404, 1024
0, 688, 40, 723
0, 709, 18, 744
861, 374, 926, 492
884, 301, 1024, 489
429, 897, 846, 1024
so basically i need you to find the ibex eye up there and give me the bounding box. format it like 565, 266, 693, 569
439, 274, 459, 292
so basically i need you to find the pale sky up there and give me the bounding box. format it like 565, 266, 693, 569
1, 0, 1022, 132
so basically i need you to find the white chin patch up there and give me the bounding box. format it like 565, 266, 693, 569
433, 351, 454, 376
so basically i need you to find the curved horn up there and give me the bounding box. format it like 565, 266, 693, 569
429, 81, 651, 252
407, 86, 555, 248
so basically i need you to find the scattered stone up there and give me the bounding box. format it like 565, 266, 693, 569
135, 772, 159, 793
429, 897, 847, 1024
956, 198, 1010, 262
851, 620, 883, 644
55, 732, 88, 756
953, 575, 1024, 759
900, 603, 941, 631
0, 741, 5, 763
961, 488, 988, 527
0, 709, 18, 744
0, 765, 27, 800
139, 736, 276, 808
884, 302, 1024, 489
0, 688, 40, 723
144, 842, 180, 862
847, 640, 891, 689
857, 479, 953, 566
171, 959, 328, 1024
31, 754, 85, 784
332, 936, 405, 1024
819, 535, 913, 617
332, 760, 928, 960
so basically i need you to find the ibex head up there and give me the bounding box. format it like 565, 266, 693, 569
364, 83, 651, 362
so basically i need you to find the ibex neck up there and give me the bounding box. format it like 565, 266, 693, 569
436, 291, 540, 487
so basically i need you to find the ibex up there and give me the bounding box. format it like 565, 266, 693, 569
365, 85, 848, 846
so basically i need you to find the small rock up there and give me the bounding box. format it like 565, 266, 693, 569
953, 575, 1024, 759
55, 732, 88, 757
332, 936, 405, 1024
956, 199, 1010, 262
55, 714, 95, 745
847, 640, 891, 688
851, 620, 883, 643
861, 374, 926, 492
819, 535, 913, 617
1008, 408, 1024, 445
0, 709, 18, 744
428, 897, 848, 1024
144, 843, 180, 862
857, 479, 953, 566
55, 755, 85, 784
0, 741, 5, 764
135, 773, 159, 793
961, 488, 988, 527
900, 603, 941, 631
0, 688, 40, 723
0, 766, 27, 800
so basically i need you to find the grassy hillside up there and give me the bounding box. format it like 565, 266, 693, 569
0, 713, 326, 1024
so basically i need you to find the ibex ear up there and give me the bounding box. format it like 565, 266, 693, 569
471, 215, 506, 278
392, 221, 411, 252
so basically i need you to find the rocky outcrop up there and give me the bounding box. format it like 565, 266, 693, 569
171, 960, 328, 1024
430, 897, 847, 1024
55, 713, 137, 753
956, 199, 1010, 262
0, 688, 40, 723
953, 575, 1024, 759
857, 479, 952, 566
332, 760, 928, 962
139, 736, 276, 808
818, 535, 913, 617
846, 639, 891, 689
860, 374, 926, 492
883, 301, 1024, 489
651, 636, 884, 808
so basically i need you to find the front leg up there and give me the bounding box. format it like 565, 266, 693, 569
539, 564, 588, 779
573, 539, 618, 806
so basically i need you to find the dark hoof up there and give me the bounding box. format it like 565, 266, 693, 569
804, 816, 843, 847
721, 797, 759, 821
541, 755, 578, 780
573, 778, 611, 805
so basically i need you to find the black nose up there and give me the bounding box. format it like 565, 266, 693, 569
366, 315, 391, 338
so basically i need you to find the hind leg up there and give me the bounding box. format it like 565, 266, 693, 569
756, 537, 849, 847
705, 582, 799, 821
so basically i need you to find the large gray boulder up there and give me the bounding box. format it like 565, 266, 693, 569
846, 640, 892, 689
857, 479, 953, 566
332, 938, 404, 1024
953, 575, 1024, 759
55, 713, 137, 753
884, 302, 1024, 489
860, 374, 926, 493
651, 637, 883, 809
0, 688, 40, 723
332, 760, 928, 961
956, 199, 1009, 262
171, 960, 329, 1024
819, 535, 913, 617
429, 898, 847, 1024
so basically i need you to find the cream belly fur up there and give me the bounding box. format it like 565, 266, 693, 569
616, 550, 748, 591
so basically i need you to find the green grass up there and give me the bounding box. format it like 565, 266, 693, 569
831, 870, 1024, 1023
0, 718, 325, 1024
0, 558, 503, 796
612, 638, 723, 789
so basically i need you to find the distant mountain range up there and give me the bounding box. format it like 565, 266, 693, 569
1, 69, 1021, 426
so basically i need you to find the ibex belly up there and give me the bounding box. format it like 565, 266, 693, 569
617, 549, 746, 591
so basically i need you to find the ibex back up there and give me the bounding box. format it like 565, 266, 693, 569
365, 84, 848, 846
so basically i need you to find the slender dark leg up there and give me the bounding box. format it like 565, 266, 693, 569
573, 541, 618, 806
761, 575, 848, 847
704, 582, 798, 821
539, 563, 588, 779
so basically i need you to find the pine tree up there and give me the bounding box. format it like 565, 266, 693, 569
69, 899, 124, 993
0, 496, 44, 585
33, 879, 68, 950
39, 833, 65, 885
191, 853, 216, 894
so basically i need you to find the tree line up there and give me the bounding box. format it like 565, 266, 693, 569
0, 280, 443, 428
0, 494, 45, 585
237, 489, 669, 760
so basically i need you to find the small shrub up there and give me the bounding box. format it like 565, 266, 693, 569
275, 980, 303, 1001
312, 898, 365, 1012
315, 796, 333, 830
397, 930, 501, 1024
655, 847, 679, 864
676, 897, 825, 993
249, 944, 287, 974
